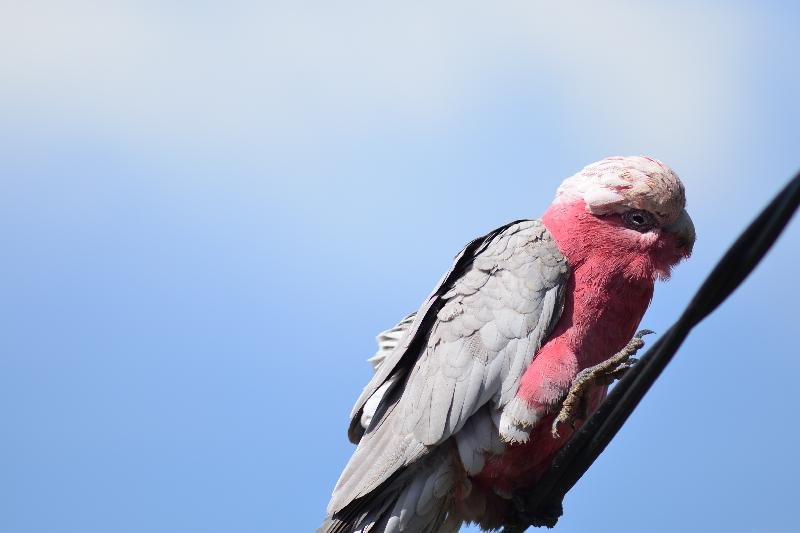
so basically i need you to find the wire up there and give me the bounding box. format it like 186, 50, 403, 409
506, 170, 800, 531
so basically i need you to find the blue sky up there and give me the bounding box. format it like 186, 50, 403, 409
2, 2, 799, 532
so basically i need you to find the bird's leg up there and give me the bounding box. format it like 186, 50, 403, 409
551, 329, 653, 438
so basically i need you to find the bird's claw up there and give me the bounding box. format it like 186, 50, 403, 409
551, 330, 653, 438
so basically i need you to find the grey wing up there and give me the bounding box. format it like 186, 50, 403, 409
348, 219, 533, 443
368, 313, 417, 372
360, 313, 416, 430
328, 220, 569, 516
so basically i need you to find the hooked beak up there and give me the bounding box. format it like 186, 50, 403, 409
664, 209, 696, 255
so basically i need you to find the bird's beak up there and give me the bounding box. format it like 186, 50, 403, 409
664, 209, 696, 255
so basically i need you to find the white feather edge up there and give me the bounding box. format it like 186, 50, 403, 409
361, 313, 416, 429
498, 396, 542, 444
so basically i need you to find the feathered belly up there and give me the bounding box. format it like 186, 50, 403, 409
481, 388, 605, 490
465, 387, 606, 526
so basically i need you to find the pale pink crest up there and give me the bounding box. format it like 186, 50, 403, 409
553, 155, 686, 224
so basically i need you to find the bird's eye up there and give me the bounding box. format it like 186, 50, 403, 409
622, 210, 656, 232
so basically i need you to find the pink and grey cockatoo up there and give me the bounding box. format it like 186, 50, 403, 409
321, 156, 695, 532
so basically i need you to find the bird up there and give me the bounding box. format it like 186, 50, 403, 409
320, 156, 696, 532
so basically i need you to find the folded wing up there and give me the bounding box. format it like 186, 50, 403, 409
328, 220, 569, 522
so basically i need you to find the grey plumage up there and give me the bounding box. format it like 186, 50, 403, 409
323, 220, 569, 532
361, 314, 417, 429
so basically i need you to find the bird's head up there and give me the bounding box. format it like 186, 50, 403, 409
543, 156, 695, 281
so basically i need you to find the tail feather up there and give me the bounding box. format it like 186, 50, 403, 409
319, 450, 462, 533
318, 489, 396, 533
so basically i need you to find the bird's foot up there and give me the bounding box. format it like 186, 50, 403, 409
551, 329, 653, 438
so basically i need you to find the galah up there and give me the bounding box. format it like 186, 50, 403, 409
321, 156, 695, 532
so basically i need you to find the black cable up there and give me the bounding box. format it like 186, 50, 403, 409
508, 170, 800, 531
